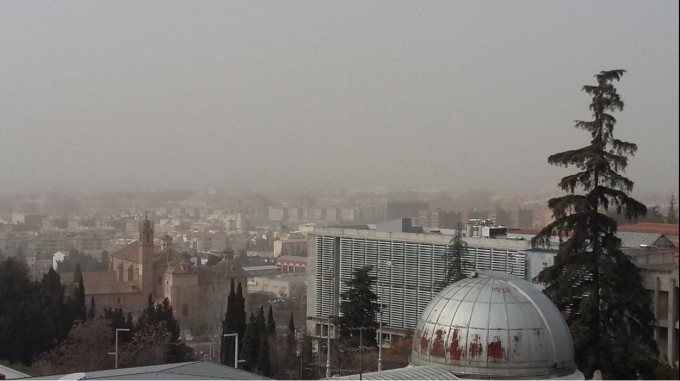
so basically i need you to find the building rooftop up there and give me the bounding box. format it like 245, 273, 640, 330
24, 361, 267, 380
411, 271, 580, 379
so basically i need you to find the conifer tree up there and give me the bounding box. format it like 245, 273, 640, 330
88, 296, 96, 320
286, 312, 296, 345
72, 263, 87, 322
666, 194, 678, 224
257, 334, 271, 377
241, 311, 259, 371
437, 223, 468, 290
221, 279, 237, 365
235, 282, 247, 353
532, 70, 659, 379
337, 266, 379, 348
266, 305, 276, 336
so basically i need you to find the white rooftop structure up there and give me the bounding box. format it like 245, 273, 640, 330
334, 271, 584, 380
410, 270, 583, 379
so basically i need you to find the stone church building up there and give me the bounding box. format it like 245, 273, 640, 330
72, 215, 247, 328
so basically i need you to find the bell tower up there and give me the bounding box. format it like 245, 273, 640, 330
138, 214, 155, 293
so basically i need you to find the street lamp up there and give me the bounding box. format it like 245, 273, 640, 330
377, 260, 391, 372
223, 333, 246, 369
107, 328, 130, 369
326, 316, 333, 379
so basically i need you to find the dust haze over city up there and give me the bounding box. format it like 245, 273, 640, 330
0, 1, 678, 197
1, 2, 680, 380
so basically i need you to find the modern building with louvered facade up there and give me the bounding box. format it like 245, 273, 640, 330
306, 225, 543, 351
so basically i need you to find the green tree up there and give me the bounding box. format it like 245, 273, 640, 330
220, 279, 237, 365
641, 205, 664, 223
70, 263, 87, 322
666, 194, 678, 224
136, 296, 194, 363
286, 312, 296, 345
235, 282, 246, 353
0, 260, 75, 366
257, 334, 272, 377
241, 311, 259, 372
532, 70, 659, 379
266, 305, 276, 336
437, 223, 468, 290
300, 334, 313, 379
337, 266, 379, 348
87, 296, 96, 320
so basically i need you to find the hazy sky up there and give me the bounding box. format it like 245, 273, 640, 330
1, 1, 678, 195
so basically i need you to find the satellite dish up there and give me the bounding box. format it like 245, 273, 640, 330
59, 372, 87, 380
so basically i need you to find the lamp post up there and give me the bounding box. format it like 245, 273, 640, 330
377, 260, 391, 372
223, 333, 246, 369
108, 328, 130, 369
326, 316, 333, 379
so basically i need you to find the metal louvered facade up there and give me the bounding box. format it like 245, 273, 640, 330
310, 228, 530, 333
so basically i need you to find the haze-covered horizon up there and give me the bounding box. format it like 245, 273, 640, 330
1, 1, 678, 195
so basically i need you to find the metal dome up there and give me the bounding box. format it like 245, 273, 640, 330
410, 271, 578, 378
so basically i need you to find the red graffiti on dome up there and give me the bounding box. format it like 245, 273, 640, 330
487, 337, 505, 361
431, 329, 445, 357
468, 334, 483, 357
420, 329, 430, 354
449, 329, 464, 360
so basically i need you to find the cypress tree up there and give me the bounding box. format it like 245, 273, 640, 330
286, 311, 296, 345
257, 333, 271, 377
266, 305, 276, 336
87, 295, 96, 320
241, 311, 259, 371
532, 70, 659, 379
221, 279, 237, 365
235, 282, 246, 353
666, 194, 678, 224
72, 263, 86, 322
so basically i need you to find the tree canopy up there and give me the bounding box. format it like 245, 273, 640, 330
337, 265, 379, 348
532, 70, 659, 379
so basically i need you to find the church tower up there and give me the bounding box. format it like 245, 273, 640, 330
138, 214, 155, 294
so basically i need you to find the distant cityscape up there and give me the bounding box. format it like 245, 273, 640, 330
0, 187, 677, 378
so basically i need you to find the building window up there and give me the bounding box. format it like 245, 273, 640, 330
182, 304, 189, 317
158, 276, 162, 285
117, 297, 121, 304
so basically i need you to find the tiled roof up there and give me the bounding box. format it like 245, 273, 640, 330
618, 223, 679, 235
111, 242, 162, 263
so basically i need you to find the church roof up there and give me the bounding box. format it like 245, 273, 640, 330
110, 241, 161, 263
60, 271, 142, 295
154, 247, 183, 265
198, 260, 248, 284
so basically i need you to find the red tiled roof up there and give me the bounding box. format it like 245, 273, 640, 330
618, 223, 679, 235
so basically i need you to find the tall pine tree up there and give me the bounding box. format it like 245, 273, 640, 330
221, 279, 237, 365
71, 263, 87, 322
87, 296, 96, 320
666, 194, 678, 224
337, 266, 379, 348
266, 305, 276, 337
532, 70, 659, 379
241, 311, 259, 372
235, 282, 246, 354
437, 223, 468, 290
